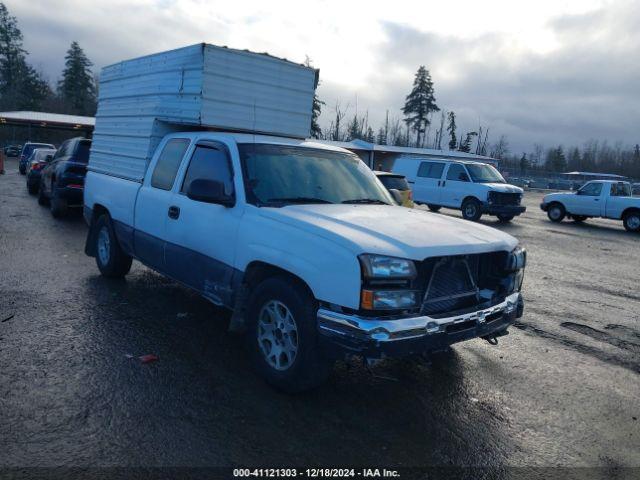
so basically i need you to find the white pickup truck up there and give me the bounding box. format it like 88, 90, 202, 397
83, 44, 527, 391
541, 180, 640, 232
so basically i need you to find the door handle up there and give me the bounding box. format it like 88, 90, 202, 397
437, 180, 441, 186
168, 205, 180, 219
594, 198, 599, 201
442, 181, 446, 187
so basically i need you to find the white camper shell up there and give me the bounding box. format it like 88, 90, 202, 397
89, 43, 318, 181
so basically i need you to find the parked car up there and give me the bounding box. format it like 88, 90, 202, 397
374, 171, 414, 207
632, 183, 640, 196
4, 144, 22, 157
541, 181, 640, 232
38, 137, 90, 217
83, 44, 526, 392
392, 158, 526, 222
26, 148, 57, 194
18, 142, 55, 174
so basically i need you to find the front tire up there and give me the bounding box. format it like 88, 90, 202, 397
623, 210, 640, 232
461, 198, 482, 221
246, 276, 331, 393
427, 204, 441, 212
94, 215, 133, 277
547, 203, 565, 222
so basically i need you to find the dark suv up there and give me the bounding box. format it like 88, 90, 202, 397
19, 142, 55, 174
38, 137, 91, 217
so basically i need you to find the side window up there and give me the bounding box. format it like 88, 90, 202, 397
181, 144, 234, 196
150, 139, 190, 190
446, 164, 469, 181
580, 182, 603, 196
418, 161, 445, 179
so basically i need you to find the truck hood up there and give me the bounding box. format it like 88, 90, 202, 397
258, 205, 518, 260
484, 183, 524, 193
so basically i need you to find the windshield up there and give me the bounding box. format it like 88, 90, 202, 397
377, 175, 409, 191
238, 144, 393, 206
75, 141, 91, 163
466, 163, 505, 183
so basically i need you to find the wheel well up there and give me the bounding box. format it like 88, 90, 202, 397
547, 201, 565, 211
242, 261, 314, 299
228, 261, 316, 333
462, 196, 481, 206
91, 203, 109, 222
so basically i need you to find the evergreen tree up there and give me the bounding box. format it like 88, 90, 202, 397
519, 153, 530, 173
346, 114, 361, 141
310, 93, 324, 139
402, 66, 439, 147
58, 41, 96, 115
0, 2, 50, 110
567, 147, 581, 171
376, 127, 387, 145
546, 146, 567, 172
459, 132, 477, 153
364, 126, 375, 143
446, 111, 457, 150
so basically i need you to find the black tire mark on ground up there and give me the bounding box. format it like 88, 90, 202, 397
604, 324, 640, 342
577, 284, 640, 303
513, 321, 640, 374
561, 321, 640, 353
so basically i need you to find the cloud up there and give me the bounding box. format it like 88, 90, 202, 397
6, 0, 639, 153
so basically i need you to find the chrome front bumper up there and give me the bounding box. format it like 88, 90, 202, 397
317, 292, 523, 356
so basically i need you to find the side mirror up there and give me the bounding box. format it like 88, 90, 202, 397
186, 178, 235, 207
388, 188, 404, 206
459, 173, 470, 182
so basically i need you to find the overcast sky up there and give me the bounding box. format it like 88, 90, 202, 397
7, 0, 639, 153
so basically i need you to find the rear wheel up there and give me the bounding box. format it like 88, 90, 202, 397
27, 182, 38, 195
461, 198, 482, 221
94, 215, 133, 277
50, 183, 68, 218
547, 203, 565, 222
623, 210, 640, 232
427, 204, 441, 212
497, 214, 514, 223
246, 276, 331, 393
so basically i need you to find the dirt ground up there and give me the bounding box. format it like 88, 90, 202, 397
1, 157, 638, 474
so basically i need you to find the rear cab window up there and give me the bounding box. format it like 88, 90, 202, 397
74, 140, 92, 163
150, 139, 191, 190
378, 175, 409, 191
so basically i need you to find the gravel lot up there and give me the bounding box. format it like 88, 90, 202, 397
1, 157, 638, 474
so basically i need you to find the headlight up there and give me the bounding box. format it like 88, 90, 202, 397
505, 246, 526, 272
361, 289, 420, 310
359, 254, 417, 279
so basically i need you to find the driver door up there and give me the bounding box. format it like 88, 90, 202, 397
163, 139, 241, 307
568, 181, 604, 216
440, 163, 471, 208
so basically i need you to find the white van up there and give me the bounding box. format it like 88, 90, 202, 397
392, 158, 526, 222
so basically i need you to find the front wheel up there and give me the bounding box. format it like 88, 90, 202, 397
461, 198, 482, 221
246, 276, 331, 393
547, 203, 565, 222
497, 214, 514, 223
427, 204, 441, 212
623, 210, 640, 232
94, 215, 133, 277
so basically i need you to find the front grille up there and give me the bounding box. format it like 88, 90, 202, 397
421, 257, 479, 315
489, 191, 521, 206
416, 252, 509, 316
